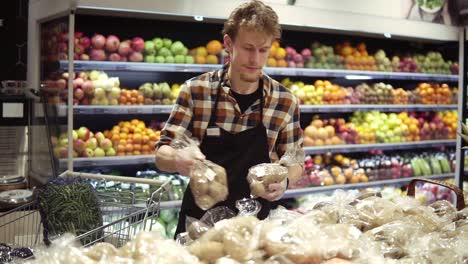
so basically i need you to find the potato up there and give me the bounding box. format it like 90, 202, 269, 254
196, 195, 216, 210
190, 177, 210, 196
209, 181, 228, 202
250, 181, 266, 197
223, 232, 249, 262
85, 242, 118, 261
188, 241, 225, 263
188, 221, 211, 240
248, 163, 288, 190
211, 164, 228, 185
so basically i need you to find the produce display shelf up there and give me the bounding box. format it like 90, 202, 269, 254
59, 61, 458, 81
158, 174, 455, 209
59, 155, 154, 168
59, 104, 457, 115
282, 174, 455, 198
299, 104, 457, 113
304, 140, 456, 154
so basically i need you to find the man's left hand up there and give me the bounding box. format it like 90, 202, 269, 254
264, 178, 288, 201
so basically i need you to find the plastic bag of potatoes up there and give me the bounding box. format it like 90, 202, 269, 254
247, 163, 288, 198
171, 134, 229, 210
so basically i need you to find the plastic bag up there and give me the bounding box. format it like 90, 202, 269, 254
247, 163, 288, 198
354, 196, 404, 231
184, 206, 236, 241
278, 144, 305, 167
171, 135, 229, 210
429, 200, 458, 223
188, 216, 262, 263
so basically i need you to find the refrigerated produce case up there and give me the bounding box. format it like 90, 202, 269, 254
26, 0, 465, 209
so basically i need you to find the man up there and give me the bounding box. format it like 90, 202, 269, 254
155, 0, 303, 237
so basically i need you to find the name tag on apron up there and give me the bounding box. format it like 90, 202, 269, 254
206, 127, 221, 137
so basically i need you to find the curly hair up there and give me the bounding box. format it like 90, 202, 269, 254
222, 0, 282, 41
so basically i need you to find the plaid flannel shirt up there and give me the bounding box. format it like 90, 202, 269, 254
156, 68, 303, 161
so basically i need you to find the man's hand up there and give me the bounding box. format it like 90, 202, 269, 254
263, 178, 288, 201
174, 148, 205, 176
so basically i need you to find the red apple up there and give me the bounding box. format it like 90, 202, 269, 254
120, 56, 128, 62
109, 53, 121, 61
56, 79, 66, 90
105, 35, 120, 52
74, 88, 84, 100
82, 80, 94, 96
91, 34, 106, 49
73, 139, 86, 152
131, 37, 144, 52
73, 78, 84, 89
118, 40, 131, 56
81, 97, 90, 105
80, 36, 91, 49
129, 51, 143, 62
74, 32, 83, 39
77, 126, 91, 141
90, 49, 106, 61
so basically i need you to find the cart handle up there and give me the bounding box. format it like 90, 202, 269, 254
60, 170, 169, 187
407, 178, 465, 210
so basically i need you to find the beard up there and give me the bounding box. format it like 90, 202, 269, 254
240, 71, 261, 83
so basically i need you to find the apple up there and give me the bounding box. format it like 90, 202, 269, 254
74, 44, 85, 55
73, 139, 86, 152
131, 37, 145, 52
144, 41, 156, 55
144, 55, 155, 63
53, 146, 68, 159
118, 40, 131, 56
80, 36, 91, 49
109, 53, 121, 61
91, 34, 106, 49
109, 98, 119, 105
105, 35, 120, 52
109, 87, 121, 99
82, 80, 94, 96
85, 137, 98, 150
94, 132, 105, 143
77, 126, 91, 141
73, 78, 84, 89
94, 147, 105, 157
129, 52, 143, 62
74, 88, 84, 100
99, 138, 112, 151
90, 49, 106, 61
58, 134, 68, 147
74, 32, 83, 39
120, 56, 128, 62
94, 87, 105, 99
80, 54, 90, 61
153, 37, 163, 50
72, 130, 78, 140
81, 97, 90, 105
81, 148, 95, 157
105, 147, 116, 156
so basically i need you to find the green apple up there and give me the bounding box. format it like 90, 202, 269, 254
153, 38, 164, 50
163, 38, 172, 49
174, 55, 185, 64
185, 55, 194, 64
145, 55, 155, 63
106, 147, 116, 156
165, 56, 175, 63
144, 41, 156, 55
155, 56, 165, 63
94, 147, 105, 157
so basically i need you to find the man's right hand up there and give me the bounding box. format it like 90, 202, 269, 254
174, 148, 206, 176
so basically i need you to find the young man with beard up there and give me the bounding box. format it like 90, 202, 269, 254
155, 0, 304, 237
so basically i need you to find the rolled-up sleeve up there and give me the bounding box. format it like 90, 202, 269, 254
275, 95, 304, 158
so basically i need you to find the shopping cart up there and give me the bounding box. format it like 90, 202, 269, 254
0, 170, 172, 249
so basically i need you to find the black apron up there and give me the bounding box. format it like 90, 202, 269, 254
174, 71, 272, 237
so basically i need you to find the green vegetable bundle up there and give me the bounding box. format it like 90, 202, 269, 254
36, 177, 103, 245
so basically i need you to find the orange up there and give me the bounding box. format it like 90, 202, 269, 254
119, 133, 128, 140
133, 150, 141, 156
131, 119, 139, 126
130, 97, 137, 104
269, 45, 277, 58
206, 40, 223, 55
266, 58, 277, 67
274, 47, 286, 60
195, 55, 206, 64
121, 127, 129, 134
125, 144, 134, 152
195, 46, 208, 57
277, 59, 287, 68
130, 90, 139, 97
117, 152, 126, 156
133, 144, 142, 151
111, 134, 120, 142
142, 145, 150, 152
206, 55, 219, 64
117, 144, 125, 153
272, 40, 280, 48
133, 134, 142, 144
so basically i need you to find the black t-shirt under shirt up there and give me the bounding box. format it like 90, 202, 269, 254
230, 87, 262, 113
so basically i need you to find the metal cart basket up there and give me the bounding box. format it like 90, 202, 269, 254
0, 171, 171, 248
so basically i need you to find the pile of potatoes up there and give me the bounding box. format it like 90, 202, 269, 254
247, 163, 288, 197
190, 160, 229, 210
